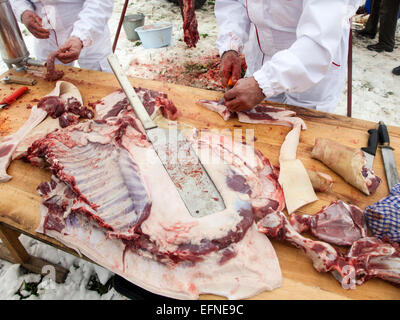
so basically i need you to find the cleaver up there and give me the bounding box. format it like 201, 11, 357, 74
107, 54, 226, 217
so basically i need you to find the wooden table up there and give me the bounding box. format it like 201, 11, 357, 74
0, 65, 399, 299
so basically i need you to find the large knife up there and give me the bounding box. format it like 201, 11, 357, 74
107, 54, 226, 217
361, 128, 379, 169
378, 121, 400, 190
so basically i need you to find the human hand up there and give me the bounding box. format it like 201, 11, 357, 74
223, 77, 265, 112
56, 37, 83, 64
220, 50, 242, 87
21, 10, 50, 39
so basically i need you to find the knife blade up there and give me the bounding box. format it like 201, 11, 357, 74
218, 77, 233, 105
0, 86, 29, 109
361, 128, 379, 170
107, 54, 226, 218
378, 121, 400, 190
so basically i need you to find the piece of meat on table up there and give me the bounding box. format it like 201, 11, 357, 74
345, 237, 400, 286
196, 100, 233, 121
258, 209, 400, 289
196, 99, 307, 129
306, 169, 333, 193
45, 50, 64, 82
95, 87, 179, 122
289, 200, 368, 246
311, 138, 381, 195
0, 106, 47, 182
28, 107, 283, 299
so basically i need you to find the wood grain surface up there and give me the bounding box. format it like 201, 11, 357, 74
0, 65, 399, 300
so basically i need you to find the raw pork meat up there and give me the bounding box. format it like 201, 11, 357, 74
27, 92, 284, 299
0, 81, 83, 182
95, 88, 178, 121
311, 138, 381, 195
258, 209, 400, 289
8, 81, 92, 164
196, 100, 306, 129
196, 100, 232, 121
179, 0, 199, 48
307, 169, 333, 193
45, 50, 64, 82
289, 200, 368, 246
345, 237, 400, 286
0, 105, 47, 182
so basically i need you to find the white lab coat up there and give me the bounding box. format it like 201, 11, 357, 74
215, 0, 362, 113
11, 0, 114, 72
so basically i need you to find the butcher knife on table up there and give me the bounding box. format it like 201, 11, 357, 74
107, 54, 226, 217
361, 128, 379, 170
378, 121, 400, 190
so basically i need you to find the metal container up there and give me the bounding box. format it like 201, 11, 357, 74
123, 13, 145, 41
0, 0, 29, 68
135, 23, 173, 49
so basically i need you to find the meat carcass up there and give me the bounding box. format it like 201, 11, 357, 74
197, 99, 316, 213
27, 93, 284, 299
289, 200, 368, 246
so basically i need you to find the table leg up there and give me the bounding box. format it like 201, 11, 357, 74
0, 224, 30, 264
0, 224, 69, 283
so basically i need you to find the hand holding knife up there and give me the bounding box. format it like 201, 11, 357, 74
218, 77, 234, 105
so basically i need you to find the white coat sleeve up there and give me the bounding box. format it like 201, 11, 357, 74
10, 0, 35, 22
253, 0, 360, 98
215, 0, 251, 56
70, 0, 114, 47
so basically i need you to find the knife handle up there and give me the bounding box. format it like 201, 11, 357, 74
378, 121, 391, 148
1, 86, 29, 105
361, 128, 379, 155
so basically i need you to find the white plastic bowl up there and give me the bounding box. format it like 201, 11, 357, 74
135, 23, 173, 49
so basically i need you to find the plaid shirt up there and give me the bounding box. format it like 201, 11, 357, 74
365, 183, 400, 242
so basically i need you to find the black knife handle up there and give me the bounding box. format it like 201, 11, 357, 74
361, 129, 379, 156
378, 121, 391, 147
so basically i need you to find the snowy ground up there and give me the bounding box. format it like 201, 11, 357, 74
1, 0, 400, 300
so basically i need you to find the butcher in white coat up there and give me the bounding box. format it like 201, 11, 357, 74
11, 0, 114, 72
216, 0, 362, 113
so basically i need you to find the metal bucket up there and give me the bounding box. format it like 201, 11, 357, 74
123, 13, 145, 41
135, 23, 173, 49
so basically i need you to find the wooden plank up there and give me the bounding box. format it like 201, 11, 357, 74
0, 66, 399, 299
0, 224, 30, 264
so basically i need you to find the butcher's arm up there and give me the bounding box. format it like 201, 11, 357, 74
70, 0, 114, 47
215, 0, 251, 56
253, 0, 360, 98
10, 0, 34, 22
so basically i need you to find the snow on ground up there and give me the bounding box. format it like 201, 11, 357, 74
1, 0, 400, 300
